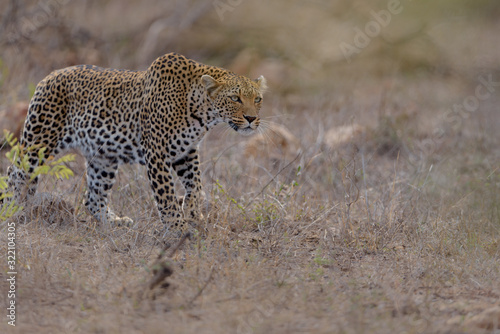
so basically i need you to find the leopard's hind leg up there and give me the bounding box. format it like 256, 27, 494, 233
7, 82, 68, 204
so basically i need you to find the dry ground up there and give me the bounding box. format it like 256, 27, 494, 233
0, 1, 499, 333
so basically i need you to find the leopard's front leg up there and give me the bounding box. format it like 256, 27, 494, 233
172, 148, 203, 224
144, 150, 186, 237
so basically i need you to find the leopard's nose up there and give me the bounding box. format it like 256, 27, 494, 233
243, 115, 257, 124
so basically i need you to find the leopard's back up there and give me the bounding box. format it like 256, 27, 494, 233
23, 65, 146, 164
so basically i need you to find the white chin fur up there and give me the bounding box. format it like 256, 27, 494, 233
237, 127, 257, 136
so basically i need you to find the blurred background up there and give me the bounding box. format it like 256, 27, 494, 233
0, 0, 499, 212
1, 0, 499, 96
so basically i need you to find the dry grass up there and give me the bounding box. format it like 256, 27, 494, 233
1, 1, 500, 333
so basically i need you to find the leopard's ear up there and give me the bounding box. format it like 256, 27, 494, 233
201, 75, 221, 97
255, 75, 267, 93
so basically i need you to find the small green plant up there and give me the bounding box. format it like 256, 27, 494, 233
0, 130, 75, 221
252, 198, 279, 224
215, 179, 245, 213
0, 177, 18, 219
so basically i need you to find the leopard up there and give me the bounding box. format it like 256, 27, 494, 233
6, 52, 267, 237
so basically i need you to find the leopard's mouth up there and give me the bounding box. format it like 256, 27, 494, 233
228, 121, 256, 136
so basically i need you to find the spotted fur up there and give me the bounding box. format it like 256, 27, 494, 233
7, 53, 267, 236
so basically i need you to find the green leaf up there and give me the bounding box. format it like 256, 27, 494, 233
0, 192, 13, 201
3, 130, 17, 147
32, 165, 50, 179
0, 176, 8, 190
38, 147, 47, 163
0, 200, 21, 221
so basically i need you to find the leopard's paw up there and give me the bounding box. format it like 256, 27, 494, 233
108, 211, 134, 227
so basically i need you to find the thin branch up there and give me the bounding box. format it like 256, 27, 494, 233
244, 152, 301, 210
148, 232, 190, 290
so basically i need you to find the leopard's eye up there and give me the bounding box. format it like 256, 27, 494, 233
254, 96, 262, 103
230, 96, 241, 103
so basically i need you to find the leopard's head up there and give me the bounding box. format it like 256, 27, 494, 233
201, 74, 267, 135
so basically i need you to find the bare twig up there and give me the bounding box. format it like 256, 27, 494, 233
148, 232, 190, 290
244, 152, 301, 210
148, 262, 174, 290
361, 148, 372, 222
